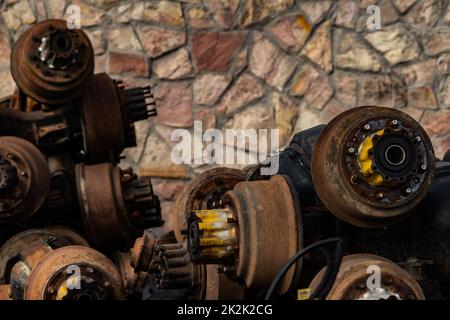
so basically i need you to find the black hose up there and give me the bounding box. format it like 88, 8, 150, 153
311, 239, 344, 299
309, 247, 332, 299
264, 237, 343, 301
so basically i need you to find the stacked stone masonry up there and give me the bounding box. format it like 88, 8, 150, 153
1, 0, 449, 231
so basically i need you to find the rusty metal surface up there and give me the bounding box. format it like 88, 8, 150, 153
203, 265, 245, 300
44, 226, 90, 247
130, 233, 158, 273
45, 153, 76, 210
2, 17, 449, 301
25, 246, 125, 300
10, 19, 94, 105
76, 162, 161, 250
312, 106, 435, 228
80, 73, 125, 164
231, 175, 301, 294
188, 209, 237, 265
0, 229, 70, 284
0, 96, 78, 148
115, 251, 148, 299
80, 73, 157, 164
75, 162, 135, 250
309, 254, 425, 300
0, 136, 50, 221
174, 167, 246, 243
188, 175, 302, 294
0, 228, 88, 300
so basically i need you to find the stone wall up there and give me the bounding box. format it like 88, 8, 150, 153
1, 0, 450, 231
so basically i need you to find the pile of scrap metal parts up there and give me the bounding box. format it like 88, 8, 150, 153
131, 105, 448, 301
0, 19, 448, 302
0, 19, 162, 300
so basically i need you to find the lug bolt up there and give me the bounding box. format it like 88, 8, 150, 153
405, 188, 412, 195
348, 147, 355, 154
363, 124, 371, 131
376, 193, 384, 200
420, 164, 427, 171
391, 120, 399, 126
415, 136, 421, 143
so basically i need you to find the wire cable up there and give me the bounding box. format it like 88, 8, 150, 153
311, 239, 343, 299
309, 247, 332, 299
264, 237, 343, 301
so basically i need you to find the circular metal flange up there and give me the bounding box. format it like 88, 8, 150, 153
309, 254, 425, 300
80, 73, 125, 164
312, 106, 435, 228
24, 246, 125, 300
173, 167, 247, 243
229, 175, 301, 294
0, 228, 88, 285
10, 19, 94, 105
75, 162, 136, 250
0, 136, 50, 221
188, 175, 302, 295
175, 168, 247, 299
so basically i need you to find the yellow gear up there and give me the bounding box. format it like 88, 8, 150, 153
193, 209, 237, 261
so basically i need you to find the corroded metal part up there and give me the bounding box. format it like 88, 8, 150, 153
203, 265, 245, 300
122, 167, 162, 230
309, 254, 425, 300
174, 167, 246, 243
45, 153, 76, 210
76, 163, 159, 250
44, 226, 90, 247
75, 162, 162, 250
115, 251, 148, 299
25, 246, 125, 300
0, 136, 50, 221
171, 168, 247, 299
312, 106, 435, 228
80, 73, 157, 164
75, 161, 132, 250
130, 231, 245, 300
80, 73, 125, 164
10, 19, 94, 105
130, 233, 158, 273
0, 228, 88, 300
155, 242, 195, 290
188, 175, 302, 294
188, 209, 238, 265
0, 95, 79, 148
154, 240, 244, 300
